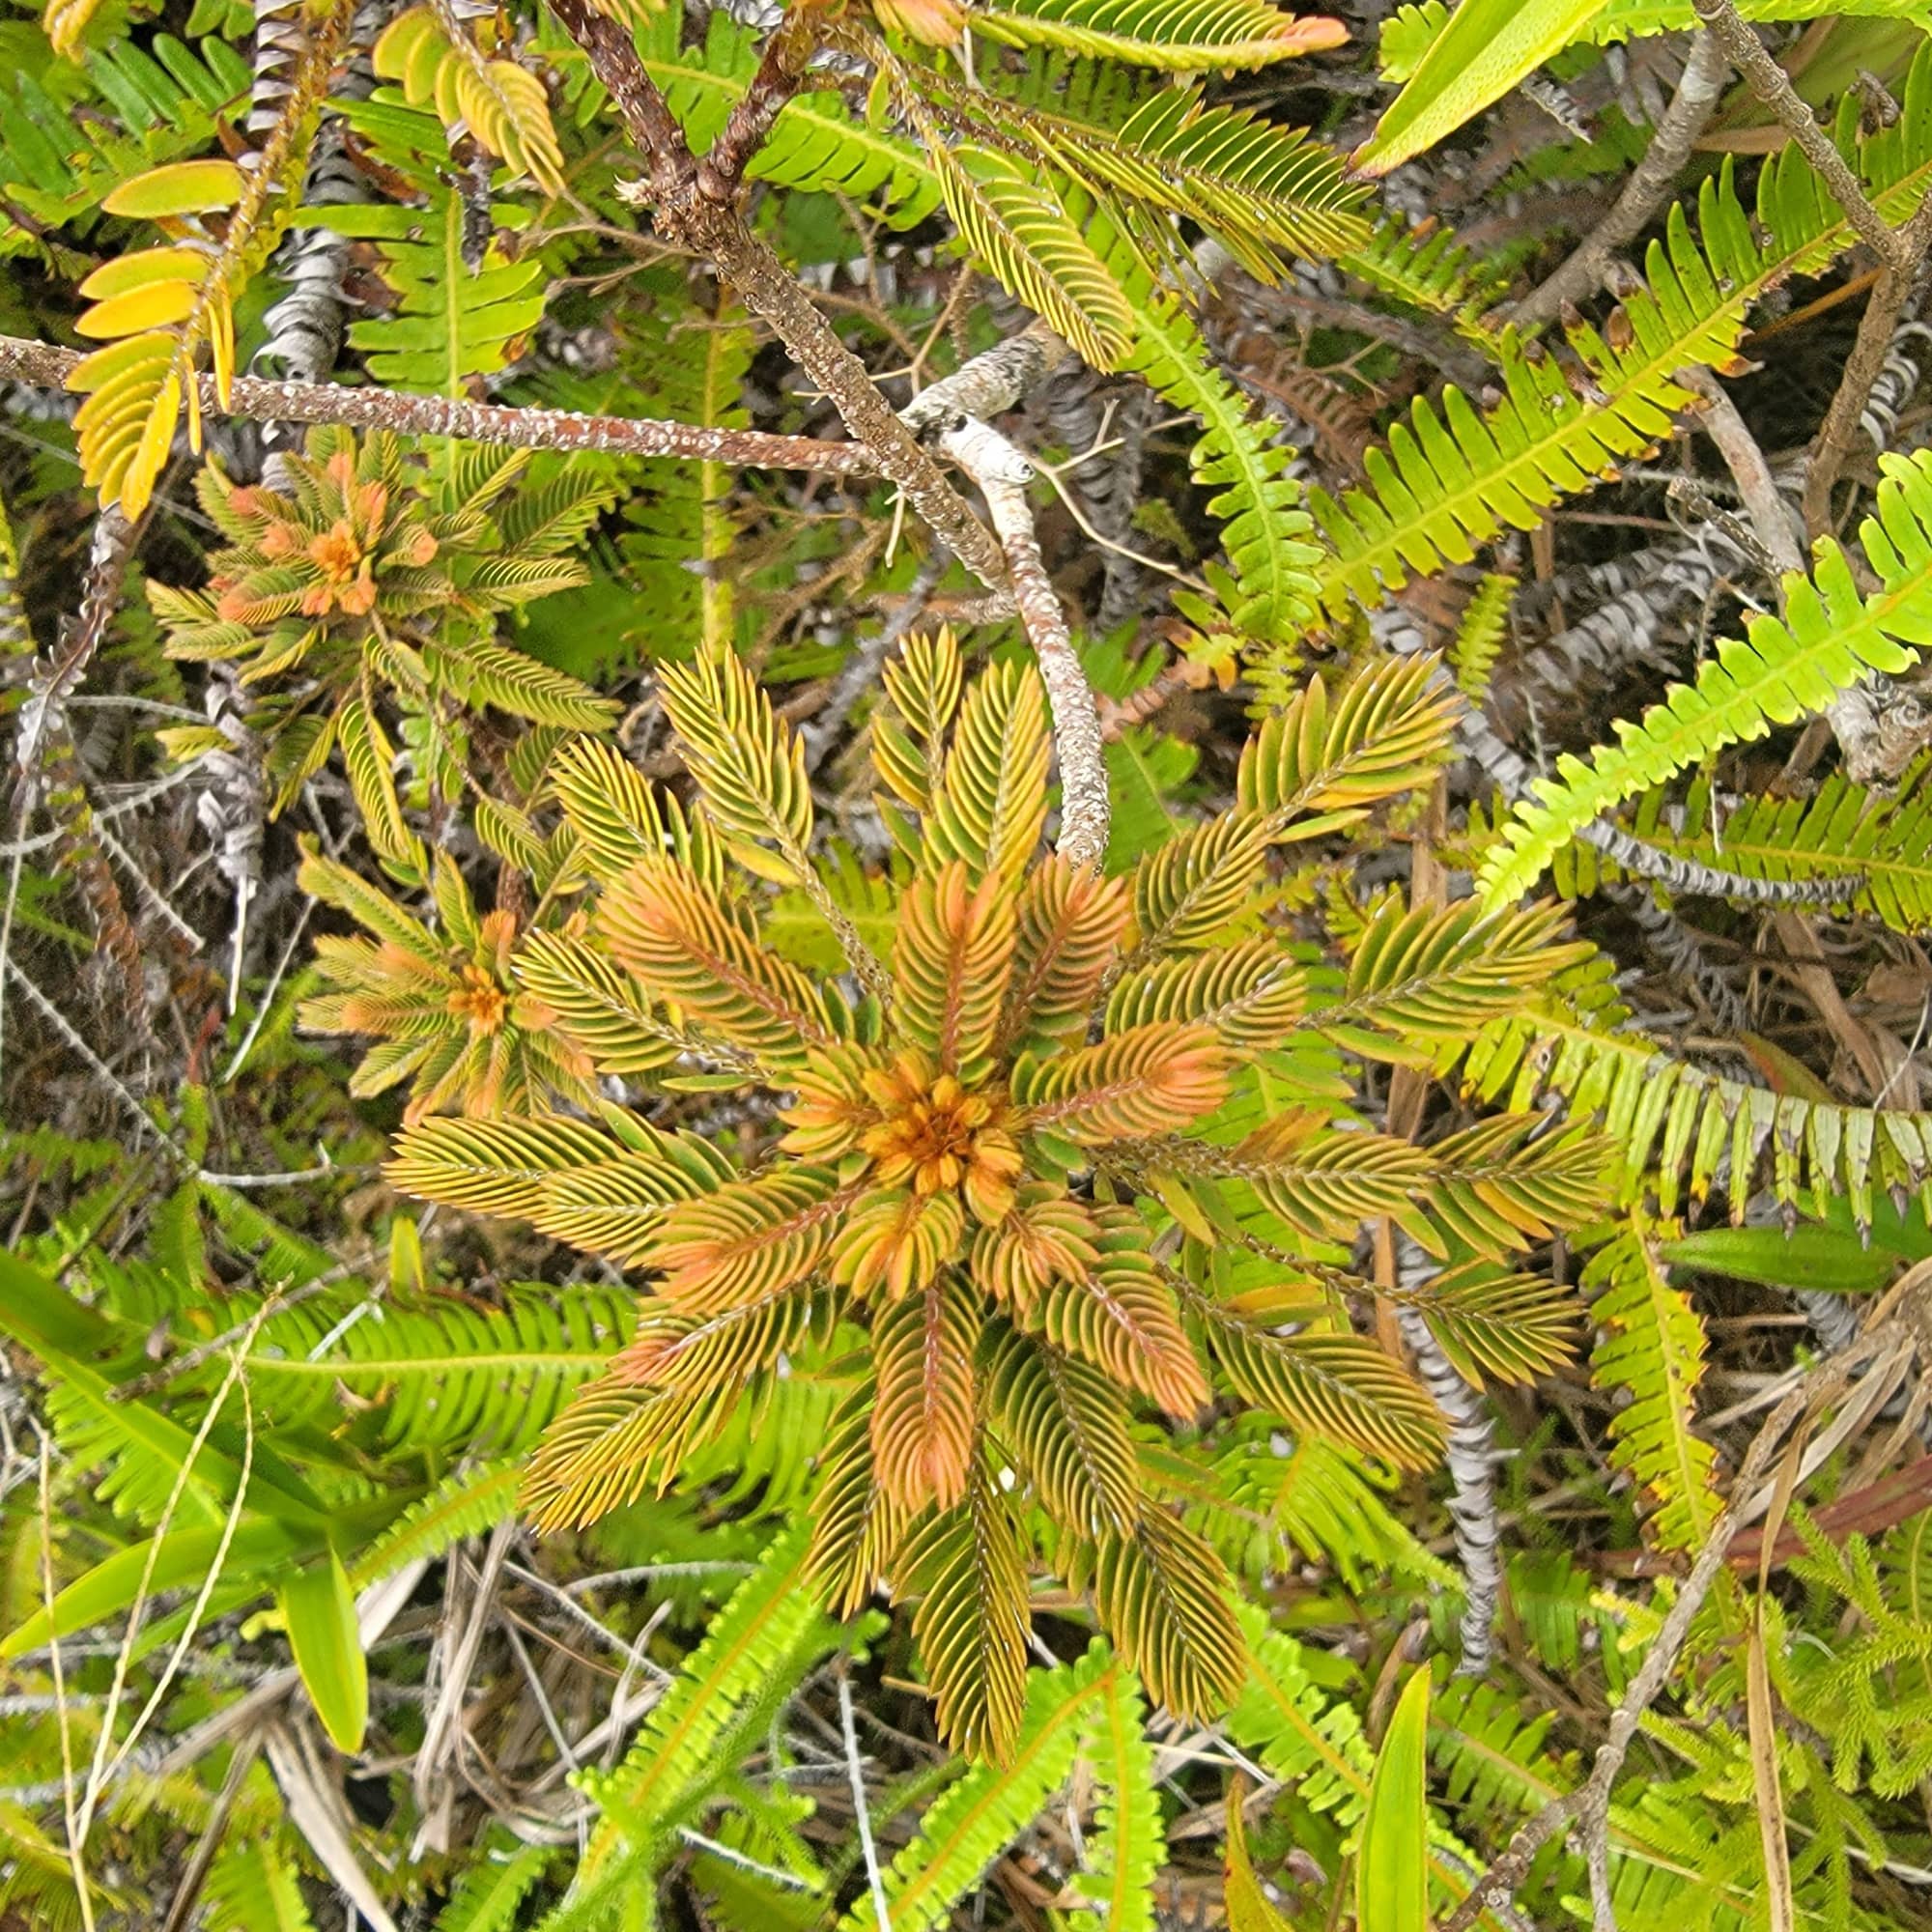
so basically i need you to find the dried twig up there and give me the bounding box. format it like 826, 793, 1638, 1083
1512, 33, 1728, 328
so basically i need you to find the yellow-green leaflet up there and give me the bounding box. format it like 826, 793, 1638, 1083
1224, 1786, 1294, 1930
1353, 0, 1611, 176
1356, 1665, 1431, 1932
281, 1549, 369, 1753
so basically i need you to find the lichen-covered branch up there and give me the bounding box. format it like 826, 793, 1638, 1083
0, 334, 875, 475
939, 418, 1110, 869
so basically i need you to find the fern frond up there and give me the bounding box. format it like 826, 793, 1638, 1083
845, 1645, 1115, 1931
1481, 450, 1932, 906
965, 0, 1346, 69
202, 1833, 313, 1932
1603, 765, 1932, 934
1071, 1657, 1162, 1929
569, 1527, 832, 1883
1312, 206, 1750, 616
1450, 574, 1516, 703
1122, 290, 1323, 642
1339, 212, 1503, 331
660, 645, 815, 886
1585, 1222, 1719, 1553
901, 1451, 1033, 1759
1459, 947, 1932, 1228
333, 185, 547, 394
242, 1284, 632, 1449
350, 1463, 522, 1589
599, 857, 837, 1066
426, 1837, 554, 1932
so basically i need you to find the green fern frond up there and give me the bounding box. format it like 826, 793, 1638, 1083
1122, 285, 1324, 642
202, 1833, 314, 1932
1338, 213, 1504, 337
328, 174, 547, 394
1313, 205, 1750, 617
551, 1527, 835, 1923
1586, 1223, 1720, 1554
639, 10, 943, 225
1449, 574, 1516, 703
1480, 450, 1932, 907
1457, 947, 1932, 1228
349, 1463, 523, 1590
1599, 765, 1932, 935
428, 1837, 554, 1932
1070, 1659, 1162, 1930
239, 1285, 633, 1449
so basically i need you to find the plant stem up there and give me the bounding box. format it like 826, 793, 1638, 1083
547, 0, 1010, 590
1512, 31, 1728, 328
939, 417, 1110, 869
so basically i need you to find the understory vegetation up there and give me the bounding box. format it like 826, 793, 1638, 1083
12, 0, 1932, 1924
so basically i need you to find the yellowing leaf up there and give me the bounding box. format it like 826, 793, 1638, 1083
1225, 1780, 1295, 1930
76, 247, 208, 300
280, 1549, 368, 1753
1352, 0, 1610, 177
101, 157, 246, 219
74, 281, 200, 337
1357, 1665, 1431, 1932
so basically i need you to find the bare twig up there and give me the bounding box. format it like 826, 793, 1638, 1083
838, 1671, 893, 1932
0, 334, 875, 477
1441, 1321, 1893, 1932
1689, 0, 1905, 270
939, 417, 1110, 868
1513, 33, 1729, 328
548, 0, 1009, 590
1679, 368, 1805, 575
1801, 266, 1926, 533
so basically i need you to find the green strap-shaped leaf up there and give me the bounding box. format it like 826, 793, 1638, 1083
1356, 1666, 1432, 1932
281, 1548, 369, 1753
1354, 0, 1612, 174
